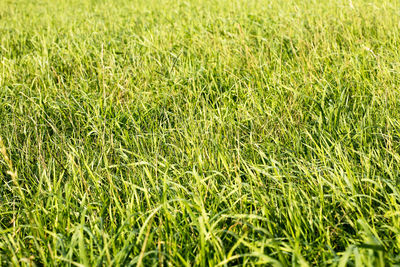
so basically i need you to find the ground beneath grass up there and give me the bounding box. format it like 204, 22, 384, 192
1, 0, 400, 265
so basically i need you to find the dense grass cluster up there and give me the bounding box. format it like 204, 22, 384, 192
1, 0, 400, 265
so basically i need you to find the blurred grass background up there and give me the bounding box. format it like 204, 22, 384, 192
1, 0, 400, 265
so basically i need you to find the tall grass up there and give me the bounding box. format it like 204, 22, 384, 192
1, 0, 400, 265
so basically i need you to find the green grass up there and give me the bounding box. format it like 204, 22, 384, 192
1, 0, 400, 265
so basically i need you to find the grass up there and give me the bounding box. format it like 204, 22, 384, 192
1, 0, 400, 265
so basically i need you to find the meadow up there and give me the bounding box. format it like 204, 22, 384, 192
1, 0, 400, 265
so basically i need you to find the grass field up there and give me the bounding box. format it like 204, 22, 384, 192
1, 0, 400, 265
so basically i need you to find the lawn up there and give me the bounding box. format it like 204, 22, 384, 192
1, 0, 400, 265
